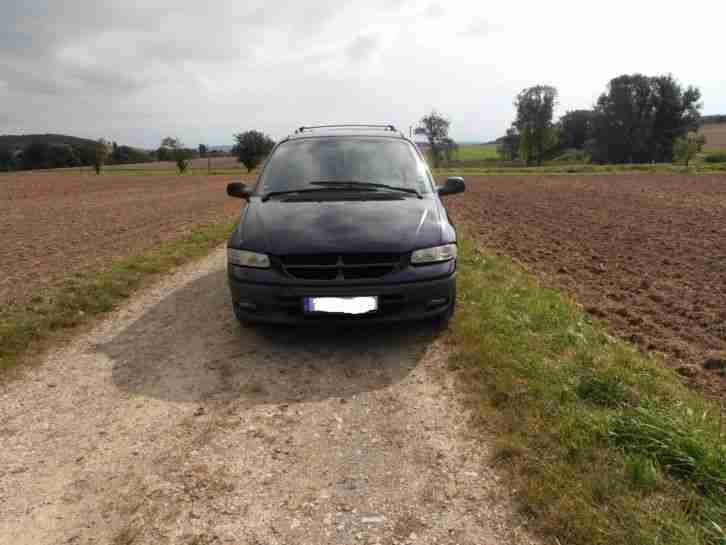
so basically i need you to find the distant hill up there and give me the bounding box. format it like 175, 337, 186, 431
0, 133, 154, 170
0, 133, 98, 152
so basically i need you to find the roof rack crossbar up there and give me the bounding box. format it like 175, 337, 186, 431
295, 124, 397, 134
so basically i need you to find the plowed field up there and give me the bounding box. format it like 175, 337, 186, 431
447, 174, 726, 398
0, 173, 251, 307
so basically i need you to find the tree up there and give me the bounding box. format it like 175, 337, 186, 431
673, 132, 705, 167
442, 137, 458, 162
48, 144, 80, 168
22, 140, 51, 169
110, 145, 152, 164
591, 74, 701, 163
76, 144, 97, 167
0, 147, 14, 171
94, 139, 110, 175
198, 144, 208, 158
497, 127, 520, 161
161, 137, 193, 174
156, 146, 172, 161
417, 111, 452, 168
233, 131, 276, 172
558, 110, 595, 151
514, 85, 558, 165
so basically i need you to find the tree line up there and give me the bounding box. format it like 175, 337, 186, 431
0, 130, 278, 174
0, 138, 159, 172
0, 136, 233, 173
498, 73, 703, 165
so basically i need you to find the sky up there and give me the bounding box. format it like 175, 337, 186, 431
1, 0, 724, 149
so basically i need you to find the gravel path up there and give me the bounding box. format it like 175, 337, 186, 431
0, 248, 534, 545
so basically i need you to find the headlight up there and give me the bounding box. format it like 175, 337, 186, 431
227, 248, 270, 268
411, 243, 457, 265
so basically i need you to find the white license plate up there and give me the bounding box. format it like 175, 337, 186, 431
303, 296, 378, 315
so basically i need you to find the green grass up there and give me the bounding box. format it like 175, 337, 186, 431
0, 219, 237, 378
450, 234, 726, 545
456, 144, 500, 161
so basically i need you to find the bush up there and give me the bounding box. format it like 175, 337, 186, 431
233, 130, 276, 172
704, 152, 726, 164
553, 149, 591, 163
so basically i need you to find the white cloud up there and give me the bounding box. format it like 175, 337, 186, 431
1, 0, 724, 147
459, 19, 494, 37
346, 35, 381, 64
424, 3, 445, 18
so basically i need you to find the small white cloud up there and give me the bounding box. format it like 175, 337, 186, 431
424, 3, 445, 18
346, 34, 380, 64
460, 19, 494, 37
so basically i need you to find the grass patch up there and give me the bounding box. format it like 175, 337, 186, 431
450, 234, 726, 545
456, 144, 500, 161
0, 219, 236, 378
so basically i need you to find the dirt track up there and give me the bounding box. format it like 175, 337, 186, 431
0, 249, 533, 545
447, 174, 726, 398
0, 172, 250, 307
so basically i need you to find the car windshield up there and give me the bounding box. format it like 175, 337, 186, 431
258, 137, 432, 195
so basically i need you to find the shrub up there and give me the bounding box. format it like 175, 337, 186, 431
704, 152, 726, 164
553, 148, 591, 163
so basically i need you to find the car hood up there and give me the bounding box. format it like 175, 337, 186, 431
236, 196, 443, 255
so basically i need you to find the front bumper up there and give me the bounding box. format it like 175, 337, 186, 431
228, 272, 456, 325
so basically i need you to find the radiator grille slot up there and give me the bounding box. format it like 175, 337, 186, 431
280, 253, 401, 280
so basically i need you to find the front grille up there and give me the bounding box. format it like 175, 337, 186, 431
279, 253, 402, 280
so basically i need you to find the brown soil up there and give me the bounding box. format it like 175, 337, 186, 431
102, 155, 242, 171
0, 172, 252, 307
447, 174, 726, 399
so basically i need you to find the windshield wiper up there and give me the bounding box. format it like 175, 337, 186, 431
261, 186, 377, 202
310, 180, 422, 199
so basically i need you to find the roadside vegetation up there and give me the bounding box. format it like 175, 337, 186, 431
450, 234, 726, 545
0, 220, 236, 379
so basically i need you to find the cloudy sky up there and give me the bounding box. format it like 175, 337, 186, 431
1, 0, 724, 148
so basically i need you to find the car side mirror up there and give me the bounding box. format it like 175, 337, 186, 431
438, 176, 465, 196
227, 182, 251, 200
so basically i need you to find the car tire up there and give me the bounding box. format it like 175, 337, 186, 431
232, 303, 254, 327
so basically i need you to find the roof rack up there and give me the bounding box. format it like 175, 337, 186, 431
294, 124, 398, 134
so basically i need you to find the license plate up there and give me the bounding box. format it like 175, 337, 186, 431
303, 296, 378, 315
